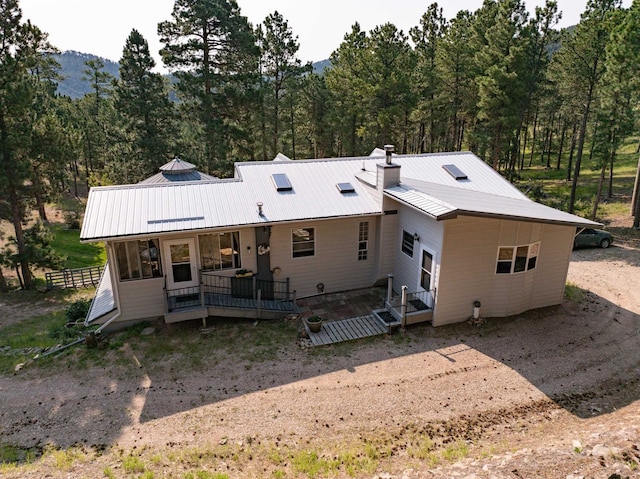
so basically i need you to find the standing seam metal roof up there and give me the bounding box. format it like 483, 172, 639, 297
80, 152, 598, 241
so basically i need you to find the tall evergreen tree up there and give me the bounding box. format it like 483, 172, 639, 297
437, 10, 475, 151
473, 0, 529, 170
410, 2, 447, 153
158, 0, 259, 176
550, 0, 621, 213
0, 0, 59, 289
256, 11, 309, 159
112, 29, 174, 183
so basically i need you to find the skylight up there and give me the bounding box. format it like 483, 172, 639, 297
336, 182, 355, 194
442, 164, 468, 180
272, 173, 293, 191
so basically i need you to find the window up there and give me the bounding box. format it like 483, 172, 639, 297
292, 227, 315, 258
199, 231, 241, 271
358, 221, 369, 261
420, 250, 433, 290
114, 239, 162, 281
401, 230, 414, 257
496, 242, 540, 274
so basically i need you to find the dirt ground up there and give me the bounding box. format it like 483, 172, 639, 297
1, 242, 640, 478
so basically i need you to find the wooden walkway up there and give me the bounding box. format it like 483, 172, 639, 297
305, 314, 389, 346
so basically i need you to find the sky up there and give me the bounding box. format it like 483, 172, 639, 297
19, 0, 633, 71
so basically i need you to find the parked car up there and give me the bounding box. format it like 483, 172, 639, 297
573, 228, 613, 249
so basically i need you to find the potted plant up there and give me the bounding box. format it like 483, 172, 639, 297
235, 269, 253, 278
305, 315, 323, 333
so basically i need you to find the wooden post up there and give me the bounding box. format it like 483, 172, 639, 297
400, 285, 408, 330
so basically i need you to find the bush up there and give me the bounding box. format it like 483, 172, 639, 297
65, 298, 92, 323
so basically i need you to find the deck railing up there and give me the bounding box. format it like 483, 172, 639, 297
164, 272, 295, 314
200, 272, 293, 302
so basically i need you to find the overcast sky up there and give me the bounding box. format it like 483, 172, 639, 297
19, 0, 632, 71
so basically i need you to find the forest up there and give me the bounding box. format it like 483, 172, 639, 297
1, 0, 640, 290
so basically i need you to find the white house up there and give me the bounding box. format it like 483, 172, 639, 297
80, 148, 599, 330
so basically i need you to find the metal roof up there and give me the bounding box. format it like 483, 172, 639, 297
85, 263, 115, 324
390, 178, 600, 227
81, 151, 598, 241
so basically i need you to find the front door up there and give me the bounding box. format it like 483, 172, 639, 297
163, 239, 198, 290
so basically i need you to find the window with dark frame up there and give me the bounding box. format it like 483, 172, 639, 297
292, 227, 315, 258
358, 221, 369, 261
401, 230, 414, 257
420, 250, 433, 290
114, 239, 162, 281
496, 242, 540, 274
199, 231, 241, 271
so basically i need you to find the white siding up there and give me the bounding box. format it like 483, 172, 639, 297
434, 216, 574, 326
117, 277, 165, 322
268, 216, 378, 297
393, 204, 444, 294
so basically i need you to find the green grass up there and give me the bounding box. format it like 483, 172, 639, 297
49, 224, 105, 269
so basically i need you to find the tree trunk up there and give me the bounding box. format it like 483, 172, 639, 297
607, 151, 615, 199
556, 120, 568, 170
569, 94, 593, 214
631, 155, 640, 218
0, 267, 8, 292
591, 162, 606, 220
567, 119, 578, 182
9, 187, 33, 289
528, 108, 538, 167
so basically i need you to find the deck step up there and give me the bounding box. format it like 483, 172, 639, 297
305, 314, 389, 346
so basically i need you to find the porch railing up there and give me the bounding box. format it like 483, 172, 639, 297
404, 289, 434, 314
200, 272, 293, 302
164, 272, 296, 314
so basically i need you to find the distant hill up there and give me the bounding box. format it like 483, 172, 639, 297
53, 50, 332, 99
54, 51, 120, 98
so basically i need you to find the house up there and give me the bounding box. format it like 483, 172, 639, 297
81, 148, 599, 331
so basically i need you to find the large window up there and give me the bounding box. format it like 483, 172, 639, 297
358, 221, 369, 261
401, 230, 414, 257
199, 231, 241, 271
496, 242, 540, 274
292, 227, 315, 258
114, 239, 162, 281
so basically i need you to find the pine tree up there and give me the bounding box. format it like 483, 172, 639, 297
0, 0, 59, 289
112, 29, 174, 183
158, 0, 259, 176
256, 11, 310, 159
550, 0, 621, 213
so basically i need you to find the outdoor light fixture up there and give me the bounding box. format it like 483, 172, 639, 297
413, 233, 420, 242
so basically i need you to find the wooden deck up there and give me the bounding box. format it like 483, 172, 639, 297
305, 314, 389, 346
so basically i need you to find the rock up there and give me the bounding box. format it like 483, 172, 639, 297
14, 363, 24, 372
590, 444, 621, 457
140, 327, 155, 336
572, 440, 583, 451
